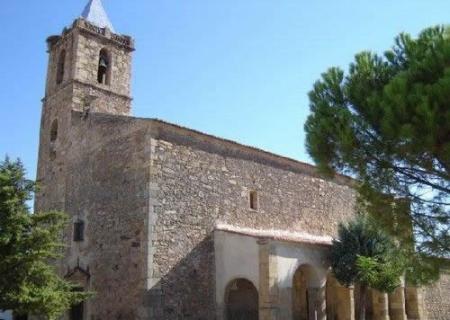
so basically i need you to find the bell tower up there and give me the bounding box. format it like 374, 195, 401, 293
44, 0, 134, 116
36, 0, 135, 211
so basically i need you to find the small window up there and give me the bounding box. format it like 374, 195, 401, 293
56, 50, 66, 85
74, 221, 85, 242
70, 301, 84, 320
50, 119, 58, 142
250, 191, 258, 210
70, 288, 85, 320
97, 48, 110, 85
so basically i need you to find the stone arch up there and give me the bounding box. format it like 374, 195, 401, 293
292, 264, 320, 320
65, 267, 90, 320
225, 278, 258, 320
97, 48, 111, 85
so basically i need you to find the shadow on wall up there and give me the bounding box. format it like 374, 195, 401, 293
144, 236, 216, 319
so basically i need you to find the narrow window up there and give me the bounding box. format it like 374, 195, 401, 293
250, 191, 258, 210
70, 288, 85, 320
74, 221, 85, 242
56, 50, 66, 85
50, 119, 58, 142
97, 49, 110, 85
70, 301, 84, 320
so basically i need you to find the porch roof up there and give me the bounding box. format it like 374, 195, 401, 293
215, 223, 333, 246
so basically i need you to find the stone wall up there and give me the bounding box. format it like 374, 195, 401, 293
73, 22, 133, 99
214, 231, 260, 318
37, 110, 450, 319
62, 113, 152, 319
424, 272, 450, 320
145, 119, 357, 319
44, 19, 133, 118
71, 81, 131, 115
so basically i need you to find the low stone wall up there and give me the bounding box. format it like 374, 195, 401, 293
424, 273, 450, 320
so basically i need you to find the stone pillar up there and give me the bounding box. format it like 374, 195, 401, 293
335, 285, 355, 320
388, 286, 407, 320
405, 287, 426, 320
308, 274, 327, 320
258, 238, 279, 320
372, 290, 390, 320
308, 286, 326, 320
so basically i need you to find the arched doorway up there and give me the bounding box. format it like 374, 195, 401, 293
225, 278, 258, 320
292, 264, 319, 320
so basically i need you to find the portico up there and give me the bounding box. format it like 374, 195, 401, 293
214, 226, 424, 320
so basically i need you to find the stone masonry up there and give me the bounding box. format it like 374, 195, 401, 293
34, 4, 450, 319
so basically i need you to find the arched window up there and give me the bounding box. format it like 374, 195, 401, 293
249, 191, 258, 210
225, 278, 258, 320
50, 119, 58, 142
97, 49, 111, 85
56, 50, 66, 85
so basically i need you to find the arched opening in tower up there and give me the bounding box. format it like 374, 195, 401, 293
98, 48, 110, 85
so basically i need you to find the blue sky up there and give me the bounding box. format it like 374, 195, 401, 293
1, 0, 449, 180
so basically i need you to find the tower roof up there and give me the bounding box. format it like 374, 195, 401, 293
81, 0, 115, 32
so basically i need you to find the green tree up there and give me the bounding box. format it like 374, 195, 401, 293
305, 25, 450, 256
0, 157, 90, 319
330, 215, 405, 320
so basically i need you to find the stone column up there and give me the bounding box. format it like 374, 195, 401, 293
388, 285, 407, 320
372, 290, 390, 320
335, 285, 355, 320
307, 287, 326, 320
308, 275, 327, 320
258, 238, 279, 320
405, 287, 426, 320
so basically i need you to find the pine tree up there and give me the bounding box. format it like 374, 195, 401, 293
305, 26, 450, 256
0, 157, 90, 319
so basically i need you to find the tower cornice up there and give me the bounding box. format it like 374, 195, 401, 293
41, 79, 133, 103
47, 19, 134, 52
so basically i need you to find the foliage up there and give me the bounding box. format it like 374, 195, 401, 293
356, 256, 403, 293
0, 157, 90, 319
330, 215, 405, 320
305, 25, 450, 256
330, 215, 405, 291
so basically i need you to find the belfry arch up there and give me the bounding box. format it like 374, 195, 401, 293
97, 48, 111, 85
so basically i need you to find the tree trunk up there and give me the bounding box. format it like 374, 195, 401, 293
358, 285, 368, 320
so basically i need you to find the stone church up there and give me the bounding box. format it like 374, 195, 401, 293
34, 0, 449, 319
